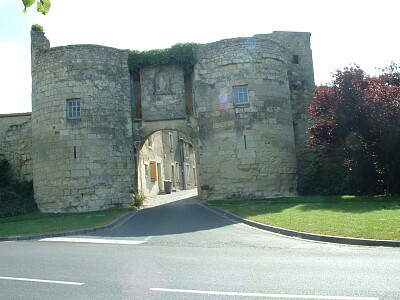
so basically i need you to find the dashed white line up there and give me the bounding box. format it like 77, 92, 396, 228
0, 276, 84, 286
150, 288, 379, 299
39, 237, 145, 245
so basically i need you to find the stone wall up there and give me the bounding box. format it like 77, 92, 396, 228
2, 30, 314, 212
193, 35, 298, 200
268, 31, 315, 192
0, 114, 33, 181
31, 30, 134, 212
140, 65, 186, 121
0, 114, 31, 141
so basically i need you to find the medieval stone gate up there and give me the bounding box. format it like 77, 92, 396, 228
0, 30, 314, 212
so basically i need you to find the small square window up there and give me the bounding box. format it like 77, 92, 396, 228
233, 86, 249, 105
67, 99, 81, 119
292, 55, 300, 64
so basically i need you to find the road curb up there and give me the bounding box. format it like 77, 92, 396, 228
0, 209, 138, 242
204, 203, 400, 248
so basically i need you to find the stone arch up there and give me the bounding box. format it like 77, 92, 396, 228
135, 119, 199, 143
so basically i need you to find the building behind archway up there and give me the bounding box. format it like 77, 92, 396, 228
0, 30, 314, 212
139, 130, 197, 197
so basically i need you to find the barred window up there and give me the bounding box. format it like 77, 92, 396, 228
67, 99, 81, 119
233, 86, 249, 105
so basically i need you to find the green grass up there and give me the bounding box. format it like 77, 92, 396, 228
209, 196, 400, 241
0, 208, 132, 237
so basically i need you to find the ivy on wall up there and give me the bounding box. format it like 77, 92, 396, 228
128, 43, 197, 76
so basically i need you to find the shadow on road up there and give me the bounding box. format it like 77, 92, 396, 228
89, 197, 236, 238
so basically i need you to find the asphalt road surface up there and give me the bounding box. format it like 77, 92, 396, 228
1, 189, 399, 299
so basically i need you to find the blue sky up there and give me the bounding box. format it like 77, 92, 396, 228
1, 0, 400, 113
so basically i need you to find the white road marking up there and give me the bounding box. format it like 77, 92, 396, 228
0, 276, 84, 286
150, 288, 379, 300
39, 237, 145, 245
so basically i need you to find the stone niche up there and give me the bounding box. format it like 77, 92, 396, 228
140, 65, 186, 121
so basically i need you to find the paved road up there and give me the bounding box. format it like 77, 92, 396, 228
1, 190, 399, 299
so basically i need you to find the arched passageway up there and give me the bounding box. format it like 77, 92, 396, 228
137, 130, 199, 198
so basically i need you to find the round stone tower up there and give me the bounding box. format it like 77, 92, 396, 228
193, 35, 298, 200
31, 30, 134, 212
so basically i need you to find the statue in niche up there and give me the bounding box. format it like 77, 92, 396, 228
159, 76, 167, 91
155, 71, 171, 94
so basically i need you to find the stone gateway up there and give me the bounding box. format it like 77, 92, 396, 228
0, 30, 314, 212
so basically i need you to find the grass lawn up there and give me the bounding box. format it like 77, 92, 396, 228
0, 208, 132, 237
208, 196, 400, 241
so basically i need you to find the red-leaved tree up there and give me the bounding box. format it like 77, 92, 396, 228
307, 64, 400, 195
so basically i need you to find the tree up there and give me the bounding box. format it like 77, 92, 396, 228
0, 154, 11, 187
307, 64, 400, 195
364, 65, 400, 194
22, 0, 51, 15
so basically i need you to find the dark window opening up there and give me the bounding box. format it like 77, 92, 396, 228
292, 55, 300, 64
184, 74, 194, 115
293, 122, 299, 145
131, 71, 142, 119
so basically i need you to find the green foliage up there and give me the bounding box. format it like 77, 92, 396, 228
31, 24, 44, 32
301, 156, 384, 196
301, 159, 347, 195
22, 0, 51, 15
0, 181, 37, 218
128, 43, 197, 76
133, 193, 146, 208
0, 154, 11, 187
308, 64, 400, 195
0, 155, 37, 218
36, 0, 51, 14
22, 0, 36, 11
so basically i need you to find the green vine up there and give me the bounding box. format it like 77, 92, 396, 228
128, 43, 197, 76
